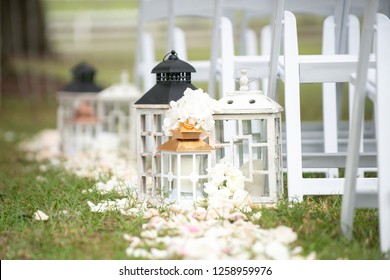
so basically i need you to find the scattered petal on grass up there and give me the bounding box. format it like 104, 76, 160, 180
90, 177, 138, 195
36, 176, 47, 182
251, 211, 262, 221
143, 208, 159, 219
39, 164, 48, 172
33, 210, 49, 221
20, 129, 316, 260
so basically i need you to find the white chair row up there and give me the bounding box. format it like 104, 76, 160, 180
264, 0, 389, 253
219, 1, 361, 182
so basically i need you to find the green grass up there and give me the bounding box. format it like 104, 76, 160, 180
0, 104, 141, 259
0, 96, 386, 260
259, 197, 382, 259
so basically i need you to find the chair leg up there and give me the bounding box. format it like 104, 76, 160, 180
348, 83, 365, 178
282, 12, 304, 202
376, 14, 390, 252
341, 0, 379, 242
322, 82, 339, 178
377, 101, 390, 253
322, 16, 339, 178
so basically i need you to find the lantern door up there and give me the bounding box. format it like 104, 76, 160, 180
160, 151, 211, 204
210, 113, 283, 203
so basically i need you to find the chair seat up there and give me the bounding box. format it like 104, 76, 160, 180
279, 54, 376, 83
189, 60, 211, 81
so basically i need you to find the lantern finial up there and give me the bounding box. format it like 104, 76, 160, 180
239, 69, 249, 91
120, 70, 129, 84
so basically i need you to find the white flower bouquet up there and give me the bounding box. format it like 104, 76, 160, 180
162, 88, 218, 136
203, 160, 252, 215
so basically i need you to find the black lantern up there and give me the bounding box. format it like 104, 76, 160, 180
134, 50, 197, 196
135, 50, 196, 104
62, 61, 102, 93
57, 61, 102, 154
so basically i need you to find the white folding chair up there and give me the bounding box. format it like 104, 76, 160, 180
218, 0, 360, 154
135, 0, 236, 98
341, 0, 390, 254
134, 0, 171, 92
266, 0, 378, 201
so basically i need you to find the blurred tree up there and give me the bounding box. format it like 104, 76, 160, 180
1, 0, 49, 75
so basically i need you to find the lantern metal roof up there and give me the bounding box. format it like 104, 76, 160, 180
215, 91, 283, 114
135, 50, 197, 105
158, 125, 214, 152
61, 61, 102, 93
97, 70, 140, 101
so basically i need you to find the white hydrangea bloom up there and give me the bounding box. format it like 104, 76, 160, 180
203, 161, 251, 215
162, 88, 218, 136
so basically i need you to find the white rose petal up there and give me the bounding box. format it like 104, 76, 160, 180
33, 210, 49, 221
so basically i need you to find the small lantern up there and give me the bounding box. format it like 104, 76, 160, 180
97, 70, 141, 155
209, 70, 284, 204
62, 100, 102, 155
57, 62, 102, 154
158, 124, 214, 204
134, 50, 197, 195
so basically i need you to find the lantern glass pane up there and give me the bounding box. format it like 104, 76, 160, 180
161, 152, 209, 202
140, 113, 146, 133
103, 103, 129, 136
251, 146, 268, 170
154, 114, 163, 132
232, 137, 250, 167
178, 154, 197, 196
241, 119, 267, 143
240, 119, 267, 142
245, 174, 269, 198
154, 114, 165, 148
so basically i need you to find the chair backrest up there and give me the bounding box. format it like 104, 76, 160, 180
134, 0, 171, 90
266, 0, 362, 98
217, 0, 348, 96
135, 0, 229, 96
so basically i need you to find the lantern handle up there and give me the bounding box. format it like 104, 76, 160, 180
162, 50, 178, 61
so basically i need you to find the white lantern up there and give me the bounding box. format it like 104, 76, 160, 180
57, 62, 102, 154
62, 100, 102, 155
97, 70, 141, 155
210, 70, 284, 204
133, 51, 197, 196
158, 125, 213, 204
